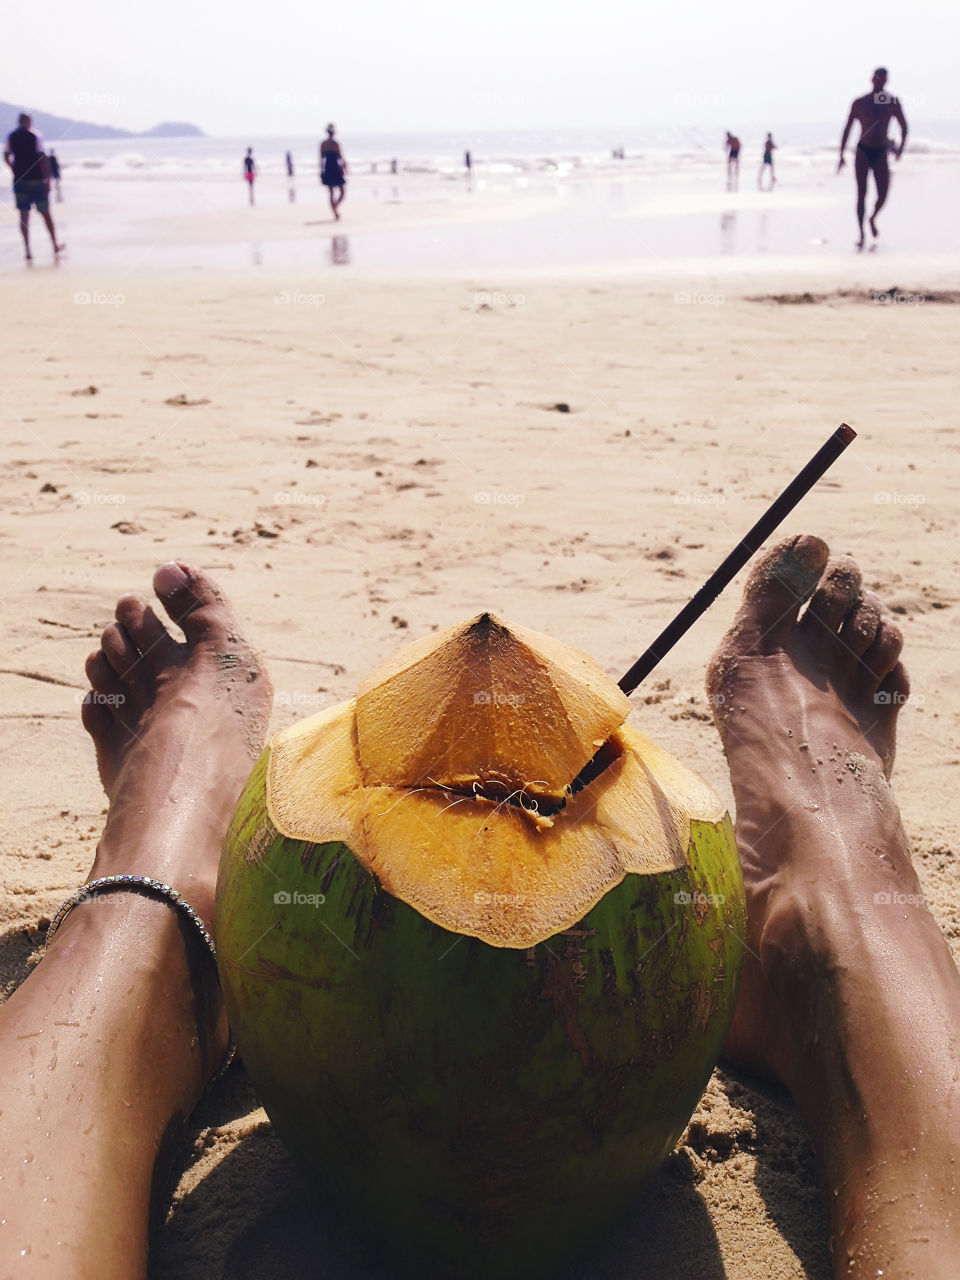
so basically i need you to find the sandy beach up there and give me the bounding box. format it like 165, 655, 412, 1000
2, 256, 959, 1277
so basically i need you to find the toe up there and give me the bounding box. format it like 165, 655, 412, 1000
81, 688, 117, 740
153, 561, 236, 649
838, 589, 883, 664
863, 617, 905, 685
100, 622, 143, 682
86, 649, 128, 706
728, 534, 829, 653
115, 594, 178, 666
877, 661, 910, 707
799, 556, 862, 651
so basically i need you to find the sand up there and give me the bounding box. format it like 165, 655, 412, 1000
2, 267, 959, 1279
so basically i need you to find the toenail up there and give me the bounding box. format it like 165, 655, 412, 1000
156, 561, 189, 589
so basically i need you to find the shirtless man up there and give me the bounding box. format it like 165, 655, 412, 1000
1, 543, 959, 1278
725, 131, 741, 188
838, 67, 908, 248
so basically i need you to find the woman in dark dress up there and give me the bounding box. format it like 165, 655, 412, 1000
319, 123, 347, 220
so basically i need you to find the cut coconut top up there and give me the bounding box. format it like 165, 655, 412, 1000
355, 612, 632, 800
263, 615, 729, 948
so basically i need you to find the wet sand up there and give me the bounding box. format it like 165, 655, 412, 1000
1, 270, 958, 1278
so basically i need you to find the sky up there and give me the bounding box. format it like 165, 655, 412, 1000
5, 0, 959, 137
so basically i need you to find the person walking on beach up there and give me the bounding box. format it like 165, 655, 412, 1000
320, 124, 347, 219
758, 132, 776, 189
47, 149, 62, 201
725, 132, 740, 188
243, 147, 257, 204
285, 150, 294, 178
3, 113, 64, 261
838, 67, 908, 249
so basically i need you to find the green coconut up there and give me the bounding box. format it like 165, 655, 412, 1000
215, 613, 745, 1279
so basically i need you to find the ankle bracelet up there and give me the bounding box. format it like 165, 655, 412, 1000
46, 874, 236, 1081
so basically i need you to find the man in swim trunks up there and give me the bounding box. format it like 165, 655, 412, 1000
3, 112, 64, 261
243, 147, 256, 204
838, 67, 908, 249
758, 132, 776, 189
725, 132, 740, 188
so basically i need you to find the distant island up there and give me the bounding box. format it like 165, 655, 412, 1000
0, 101, 204, 141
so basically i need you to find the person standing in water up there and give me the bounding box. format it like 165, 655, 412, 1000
758, 133, 776, 189
3, 112, 64, 261
838, 67, 908, 249
320, 124, 347, 220
725, 132, 741, 187
243, 147, 257, 204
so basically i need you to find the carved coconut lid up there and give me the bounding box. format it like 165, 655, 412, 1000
353, 612, 632, 800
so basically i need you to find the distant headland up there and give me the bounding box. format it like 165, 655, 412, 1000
0, 101, 204, 141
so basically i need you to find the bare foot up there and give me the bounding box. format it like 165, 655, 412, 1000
80, 561, 272, 935
869, 212, 879, 239
707, 534, 912, 1085
0, 565, 272, 1277
707, 535, 960, 1277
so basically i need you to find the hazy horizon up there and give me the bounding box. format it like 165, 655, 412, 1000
6, 0, 960, 137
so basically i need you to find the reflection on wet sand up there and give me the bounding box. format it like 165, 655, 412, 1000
331, 235, 350, 266
720, 210, 737, 254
